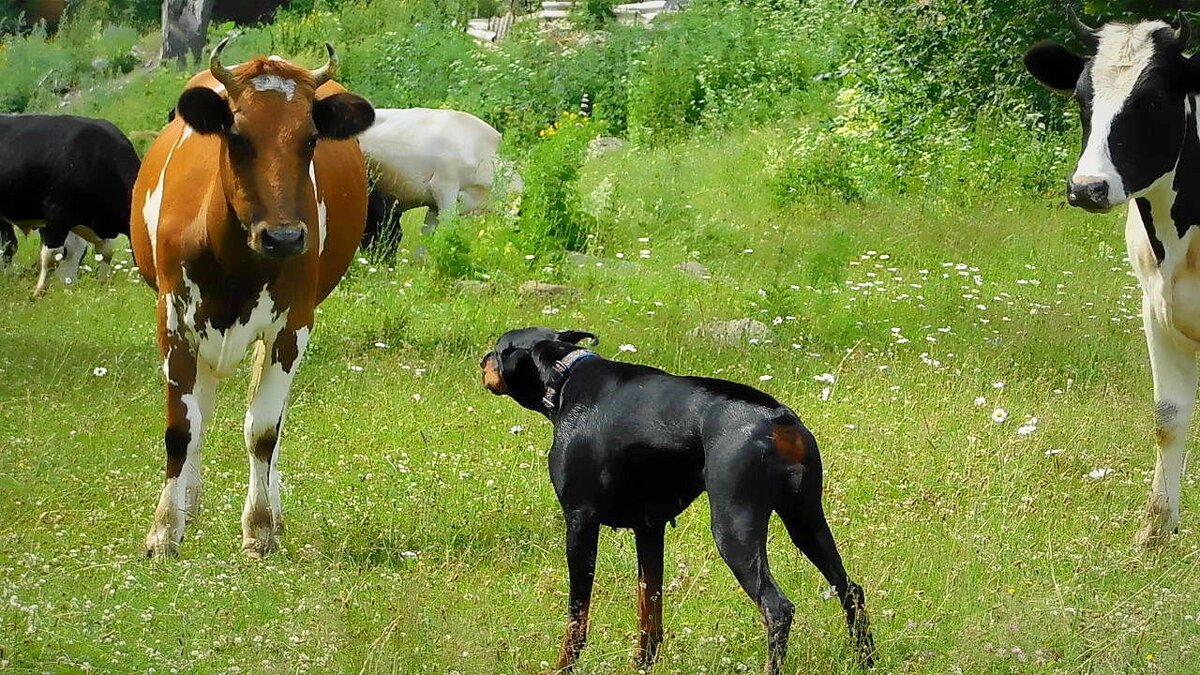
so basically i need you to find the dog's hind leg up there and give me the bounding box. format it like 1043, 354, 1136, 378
776, 469, 875, 667
557, 513, 600, 671
709, 497, 794, 675
634, 523, 666, 669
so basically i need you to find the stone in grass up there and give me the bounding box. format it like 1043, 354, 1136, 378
518, 280, 574, 297
676, 260, 710, 279
587, 136, 627, 160
688, 318, 775, 346
456, 279, 492, 294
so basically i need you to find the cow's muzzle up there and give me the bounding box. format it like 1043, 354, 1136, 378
1067, 177, 1117, 213
253, 223, 308, 259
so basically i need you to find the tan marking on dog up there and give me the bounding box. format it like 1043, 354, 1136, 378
557, 603, 590, 670
772, 424, 807, 464
482, 355, 506, 394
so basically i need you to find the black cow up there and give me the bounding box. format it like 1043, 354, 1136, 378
0, 114, 140, 296
361, 186, 404, 257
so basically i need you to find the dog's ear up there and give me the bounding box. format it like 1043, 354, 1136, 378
557, 330, 598, 346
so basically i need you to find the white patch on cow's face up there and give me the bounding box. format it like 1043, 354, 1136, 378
1074, 21, 1172, 204
308, 161, 327, 254
144, 126, 193, 270
251, 74, 297, 101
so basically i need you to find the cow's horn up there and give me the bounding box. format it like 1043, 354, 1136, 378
309, 42, 337, 87
209, 37, 238, 92
1176, 11, 1192, 48
1067, 6, 1099, 49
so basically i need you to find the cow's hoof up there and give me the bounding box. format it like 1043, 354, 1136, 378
1136, 493, 1177, 547
145, 531, 180, 560
1135, 522, 1172, 547
241, 534, 280, 559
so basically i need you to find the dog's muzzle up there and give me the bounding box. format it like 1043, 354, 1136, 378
481, 352, 507, 395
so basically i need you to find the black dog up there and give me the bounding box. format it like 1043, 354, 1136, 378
481, 327, 875, 673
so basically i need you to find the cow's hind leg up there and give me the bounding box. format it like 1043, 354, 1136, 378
1138, 310, 1197, 545
242, 329, 307, 558
0, 219, 16, 269
146, 314, 217, 559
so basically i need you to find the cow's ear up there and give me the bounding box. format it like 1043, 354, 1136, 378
177, 87, 233, 135
1024, 41, 1086, 92
313, 93, 375, 139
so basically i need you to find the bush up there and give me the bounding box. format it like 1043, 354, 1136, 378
0, 24, 73, 111
425, 218, 480, 281
516, 112, 600, 255
767, 128, 863, 205
572, 0, 615, 30
627, 0, 816, 145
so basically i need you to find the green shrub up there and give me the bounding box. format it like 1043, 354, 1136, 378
0, 24, 72, 111
627, 0, 816, 145
425, 217, 480, 281
516, 112, 600, 255
92, 24, 139, 74
572, 0, 615, 30
767, 128, 863, 205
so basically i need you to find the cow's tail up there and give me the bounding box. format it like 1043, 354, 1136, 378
247, 340, 268, 404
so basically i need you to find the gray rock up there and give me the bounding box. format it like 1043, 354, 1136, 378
587, 136, 627, 160
676, 260, 710, 279
688, 319, 774, 346
456, 279, 492, 294
519, 280, 574, 297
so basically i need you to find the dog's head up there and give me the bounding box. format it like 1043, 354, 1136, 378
480, 327, 598, 411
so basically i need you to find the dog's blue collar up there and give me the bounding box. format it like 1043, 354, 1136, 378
543, 349, 599, 413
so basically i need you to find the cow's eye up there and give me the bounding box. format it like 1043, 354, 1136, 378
227, 132, 253, 154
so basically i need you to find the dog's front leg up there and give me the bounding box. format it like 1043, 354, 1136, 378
634, 524, 665, 669
556, 514, 599, 671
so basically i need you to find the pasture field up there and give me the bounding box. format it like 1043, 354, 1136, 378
3, 126, 1200, 673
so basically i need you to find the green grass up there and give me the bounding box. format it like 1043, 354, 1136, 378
2, 127, 1199, 674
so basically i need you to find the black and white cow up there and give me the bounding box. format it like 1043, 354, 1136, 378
0, 114, 141, 296
1026, 10, 1200, 545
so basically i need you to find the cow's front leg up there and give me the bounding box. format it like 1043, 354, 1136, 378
57, 232, 88, 286
1138, 307, 1198, 546
146, 324, 216, 559
242, 328, 308, 558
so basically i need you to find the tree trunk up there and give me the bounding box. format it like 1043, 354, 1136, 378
161, 0, 215, 68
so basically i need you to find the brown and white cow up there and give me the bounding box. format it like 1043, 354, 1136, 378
131, 39, 374, 559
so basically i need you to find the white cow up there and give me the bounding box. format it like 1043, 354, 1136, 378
357, 108, 515, 236
1026, 11, 1200, 545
